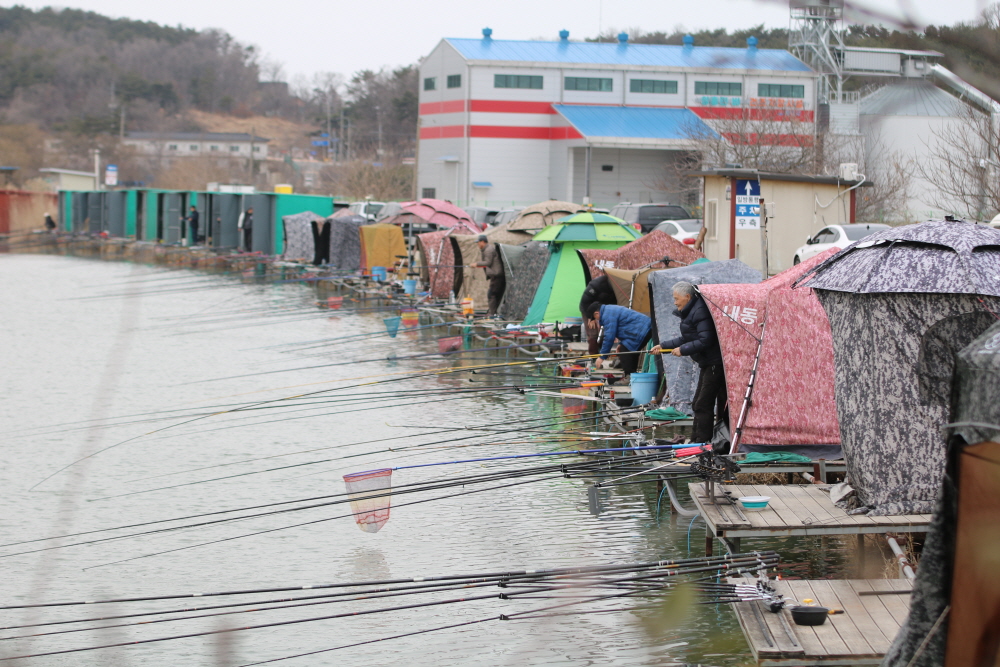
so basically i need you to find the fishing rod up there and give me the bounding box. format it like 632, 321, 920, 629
27, 353, 608, 490
0, 555, 778, 662
5, 449, 659, 557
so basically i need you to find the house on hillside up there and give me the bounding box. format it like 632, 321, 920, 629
122, 132, 270, 161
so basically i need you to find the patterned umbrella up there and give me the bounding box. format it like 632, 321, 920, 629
508, 200, 585, 231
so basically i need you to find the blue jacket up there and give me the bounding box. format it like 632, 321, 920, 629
599, 305, 652, 356
660, 295, 723, 367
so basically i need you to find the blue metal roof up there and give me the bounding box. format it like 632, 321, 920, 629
446, 38, 812, 72
553, 105, 718, 140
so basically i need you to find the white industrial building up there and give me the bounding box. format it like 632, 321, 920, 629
417, 31, 818, 209
123, 132, 270, 160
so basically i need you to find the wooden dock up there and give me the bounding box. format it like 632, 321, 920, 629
689, 483, 931, 555
730, 577, 912, 665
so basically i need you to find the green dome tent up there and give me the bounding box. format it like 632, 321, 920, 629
522, 213, 640, 325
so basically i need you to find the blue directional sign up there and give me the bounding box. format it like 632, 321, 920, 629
735, 179, 760, 230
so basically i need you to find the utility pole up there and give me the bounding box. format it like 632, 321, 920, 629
338, 107, 345, 162
93, 148, 101, 191
376, 105, 384, 158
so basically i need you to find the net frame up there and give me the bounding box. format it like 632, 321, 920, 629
343, 469, 393, 533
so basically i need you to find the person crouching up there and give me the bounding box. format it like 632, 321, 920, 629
589, 303, 651, 378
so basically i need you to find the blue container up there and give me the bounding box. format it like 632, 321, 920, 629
371, 266, 387, 281
630, 372, 659, 406
402, 279, 417, 294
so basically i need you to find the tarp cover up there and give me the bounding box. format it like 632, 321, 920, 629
359, 224, 407, 272
453, 223, 533, 307
699, 249, 840, 446
578, 231, 705, 281
508, 200, 585, 231
498, 242, 550, 321
953, 321, 1000, 444
649, 260, 762, 416
417, 229, 466, 298
281, 211, 323, 261
328, 214, 367, 271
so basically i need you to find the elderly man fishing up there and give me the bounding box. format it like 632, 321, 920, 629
651, 281, 727, 444
587, 302, 652, 379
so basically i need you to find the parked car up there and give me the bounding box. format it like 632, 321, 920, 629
374, 202, 404, 222
464, 206, 501, 227
492, 207, 525, 227
651, 219, 703, 244
793, 223, 891, 264
990, 213, 1000, 229
608, 203, 695, 233
348, 201, 385, 222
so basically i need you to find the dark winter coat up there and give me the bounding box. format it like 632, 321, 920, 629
579, 276, 616, 320
598, 304, 651, 356
660, 295, 723, 367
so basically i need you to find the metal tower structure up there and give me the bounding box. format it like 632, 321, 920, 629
789, 0, 846, 103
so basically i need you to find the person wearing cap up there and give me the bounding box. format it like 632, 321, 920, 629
473, 234, 504, 317
589, 303, 651, 378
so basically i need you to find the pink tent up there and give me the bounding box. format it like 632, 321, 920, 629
397, 199, 482, 233
699, 249, 840, 447
578, 231, 704, 280
416, 228, 471, 298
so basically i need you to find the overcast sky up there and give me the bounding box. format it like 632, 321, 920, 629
13, 0, 990, 82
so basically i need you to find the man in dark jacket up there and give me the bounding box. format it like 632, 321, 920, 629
184, 205, 200, 245
473, 235, 504, 317
589, 303, 652, 377
579, 275, 617, 354
652, 281, 726, 443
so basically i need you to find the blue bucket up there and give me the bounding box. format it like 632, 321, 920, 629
371, 266, 387, 281
402, 279, 417, 295
630, 372, 659, 406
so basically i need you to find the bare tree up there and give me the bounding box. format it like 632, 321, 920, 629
912, 103, 1000, 220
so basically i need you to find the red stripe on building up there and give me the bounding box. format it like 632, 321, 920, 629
419, 125, 466, 139
468, 100, 556, 114
418, 100, 467, 115
692, 107, 815, 122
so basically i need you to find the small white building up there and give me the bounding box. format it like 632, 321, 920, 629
38, 168, 97, 191
122, 132, 270, 160
417, 31, 818, 209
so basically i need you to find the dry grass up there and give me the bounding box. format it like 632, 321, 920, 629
188, 110, 314, 153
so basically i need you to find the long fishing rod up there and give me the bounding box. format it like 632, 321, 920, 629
4, 453, 658, 559
98, 405, 636, 498
27, 353, 605, 490
1, 551, 775, 610
0, 555, 778, 662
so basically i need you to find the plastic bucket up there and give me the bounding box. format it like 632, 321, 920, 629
402, 279, 417, 294
371, 266, 387, 281
630, 372, 659, 406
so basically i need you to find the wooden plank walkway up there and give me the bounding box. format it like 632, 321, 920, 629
689, 483, 931, 554
729, 577, 912, 665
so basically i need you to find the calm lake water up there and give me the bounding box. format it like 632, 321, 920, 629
0, 254, 860, 666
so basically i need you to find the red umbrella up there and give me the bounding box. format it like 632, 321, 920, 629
400, 199, 481, 233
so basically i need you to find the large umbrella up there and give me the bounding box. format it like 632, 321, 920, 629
398, 199, 481, 234
508, 200, 585, 231
532, 212, 640, 243
801, 219, 1000, 515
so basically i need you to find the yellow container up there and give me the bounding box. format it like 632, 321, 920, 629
460, 296, 474, 316
274, 184, 293, 194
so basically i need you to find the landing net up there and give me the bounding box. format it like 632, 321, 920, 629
383, 316, 402, 338
343, 469, 393, 533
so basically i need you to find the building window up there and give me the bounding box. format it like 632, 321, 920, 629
210, 145, 219, 152
253, 146, 260, 153
565, 77, 612, 92
422, 187, 436, 199
694, 81, 743, 96
423, 77, 436, 91
230, 145, 240, 152
189, 145, 198, 151
168, 144, 178, 151
601, 165, 613, 172
447, 74, 461, 88
705, 199, 718, 240
630, 79, 678, 94
494, 74, 543, 89
758, 83, 805, 99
